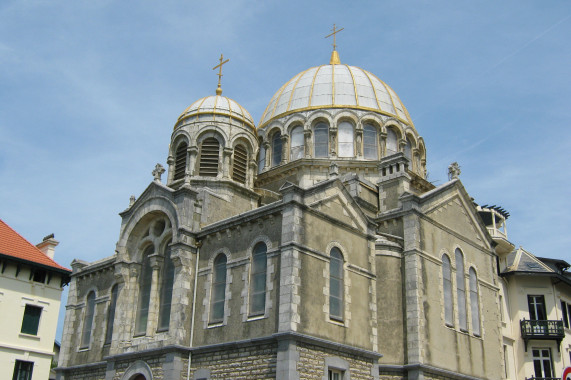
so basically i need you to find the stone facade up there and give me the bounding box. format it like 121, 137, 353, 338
57, 54, 509, 380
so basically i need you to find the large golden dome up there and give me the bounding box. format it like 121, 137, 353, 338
259, 64, 414, 128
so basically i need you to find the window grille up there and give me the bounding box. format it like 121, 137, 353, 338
173, 142, 187, 181
232, 145, 248, 184
199, 138, 220, 177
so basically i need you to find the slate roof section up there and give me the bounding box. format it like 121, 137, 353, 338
0, 219, 70, 273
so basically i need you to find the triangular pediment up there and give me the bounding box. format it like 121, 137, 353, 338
422, 183, 491, 249
306, 181, 369, 231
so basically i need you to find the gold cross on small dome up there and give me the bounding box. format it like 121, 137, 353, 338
213, 54, 230, 95
325, 24, 344, 64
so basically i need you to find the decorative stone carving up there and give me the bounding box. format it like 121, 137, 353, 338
152, 163, 165, 183
448, 162, 461, 180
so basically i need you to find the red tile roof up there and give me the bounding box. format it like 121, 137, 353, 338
0, 219, 71, 272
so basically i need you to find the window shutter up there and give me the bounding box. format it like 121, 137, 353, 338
173, 142, 188, 181
232, 145, 248, 184
199, 138, 220, 177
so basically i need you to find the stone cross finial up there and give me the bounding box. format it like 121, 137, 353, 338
448, 162, 461, 180
129, 195, 136, 207
152, 163, 165, 182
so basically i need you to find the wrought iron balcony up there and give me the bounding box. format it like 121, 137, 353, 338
520, 319, 564, 351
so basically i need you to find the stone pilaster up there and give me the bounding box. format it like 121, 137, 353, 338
188, 146, 198, 176
280, 134, 289, 164
303, 129, 312, 158
222, 147, 233, 179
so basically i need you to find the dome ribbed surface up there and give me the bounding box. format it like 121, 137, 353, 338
177, 95, 255, 130
259, 64, 413, 128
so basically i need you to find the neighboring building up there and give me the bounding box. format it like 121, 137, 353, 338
0, 219, 71, 380
498, 246, 571, 380
57, 49, 507, 380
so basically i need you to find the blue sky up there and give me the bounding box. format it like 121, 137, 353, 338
1, 1, 570, 339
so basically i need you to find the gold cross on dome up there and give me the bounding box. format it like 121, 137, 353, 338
325, 24, 344, 51
213, 54, 230, 95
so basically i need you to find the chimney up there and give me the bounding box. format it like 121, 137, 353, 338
36, 233, 59, 259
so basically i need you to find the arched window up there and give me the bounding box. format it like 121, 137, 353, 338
135, 246, 154, 335
81, 291, 96, 348
404, 136, 413, 162
199, 137, 220, 177
105, 285, 118, 344
386, 128, 398, 155
456, 248, 467, 331
249, 242, 268, 316
232, 145, 248, 184
290, 126, 304, 160
338, 121, 354, 157
173, 142, 188, 181
314, 122, 329, 157
469, 268, 481, 336
158, 243, 175, 330
257, 143, 266, 174
210, 254, 227, 323
271, 132, 282, 166
442, 254, 453, 325
329, 247, 344, 321
363, 124, 378, 160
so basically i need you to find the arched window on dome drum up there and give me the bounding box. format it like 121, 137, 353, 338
363, 124, 378, 160
249, 242, 267, 316
257, 144, 266, 174
290, 126, 304, 161
442, 254, 453, 325
404, 137, 413, 163
199, 137, 220, 177
158, 242, 174, 331
469, 268, 481, 336
173, 142, 188, 181
456, 248, 467, 331
329, 247, 344, 321
386, 129, 398, 156
81, 291, 96, 348
210, 254, 227, 323
135, 245, 154, 335
232, 145, 248, 184
314, 122, 329, 157
338, 121, 354, 157
271, 132, 282, 166
104, 285, 118, 344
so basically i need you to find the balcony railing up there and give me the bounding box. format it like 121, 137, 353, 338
520, 319, 564, 351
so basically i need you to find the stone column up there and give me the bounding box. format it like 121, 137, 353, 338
399, 138, 406, 153
169, 244, 193, 345
329, 127, 337, 156
188, 146, 199, 176
263, 141, 271, 170
248, 160, 257, 188
412, 148, 420, 173
281, 134, 289, 164
355, 127, 363, 158
379, 131, 387, 158
147, 254, 163, 336
109, 262, 129, 352
222, 147, 233, 179
303, 129, 312, 158
166, 155, 175, 184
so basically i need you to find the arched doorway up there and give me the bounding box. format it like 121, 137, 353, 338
132, 375, 146, 380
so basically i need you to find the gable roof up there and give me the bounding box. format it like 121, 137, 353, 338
0, 219, 70, 273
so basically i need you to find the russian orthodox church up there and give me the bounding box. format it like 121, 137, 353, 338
57, 36, 507, 380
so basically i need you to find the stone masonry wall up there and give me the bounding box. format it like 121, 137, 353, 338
62, 364, 106, 380
296, 341, 375, 380
190, 342, 277, 379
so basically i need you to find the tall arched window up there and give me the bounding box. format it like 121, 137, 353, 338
210, 254, 227, 323
469, 268, 481, 336
338, 121, 354, 157
105, 285, 118, 344
442, 254, 453, 325
173, 142, 188, 181
135, 246, 154, 335
199, 137, 220, 177
290, 126, 304, 160
81, 291, 96, 348
158, 243, 174, 330
404, 136, 413, 162
271, 132, 282, 166
386, 128, 398, 155
249, 242, 268, 316
314, 122, 329, 157
257, 143, 266, 174
329, 247, 344, 321
363, 124, 378, 160
456, 248, 467, 331
232, 144, 248, 184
